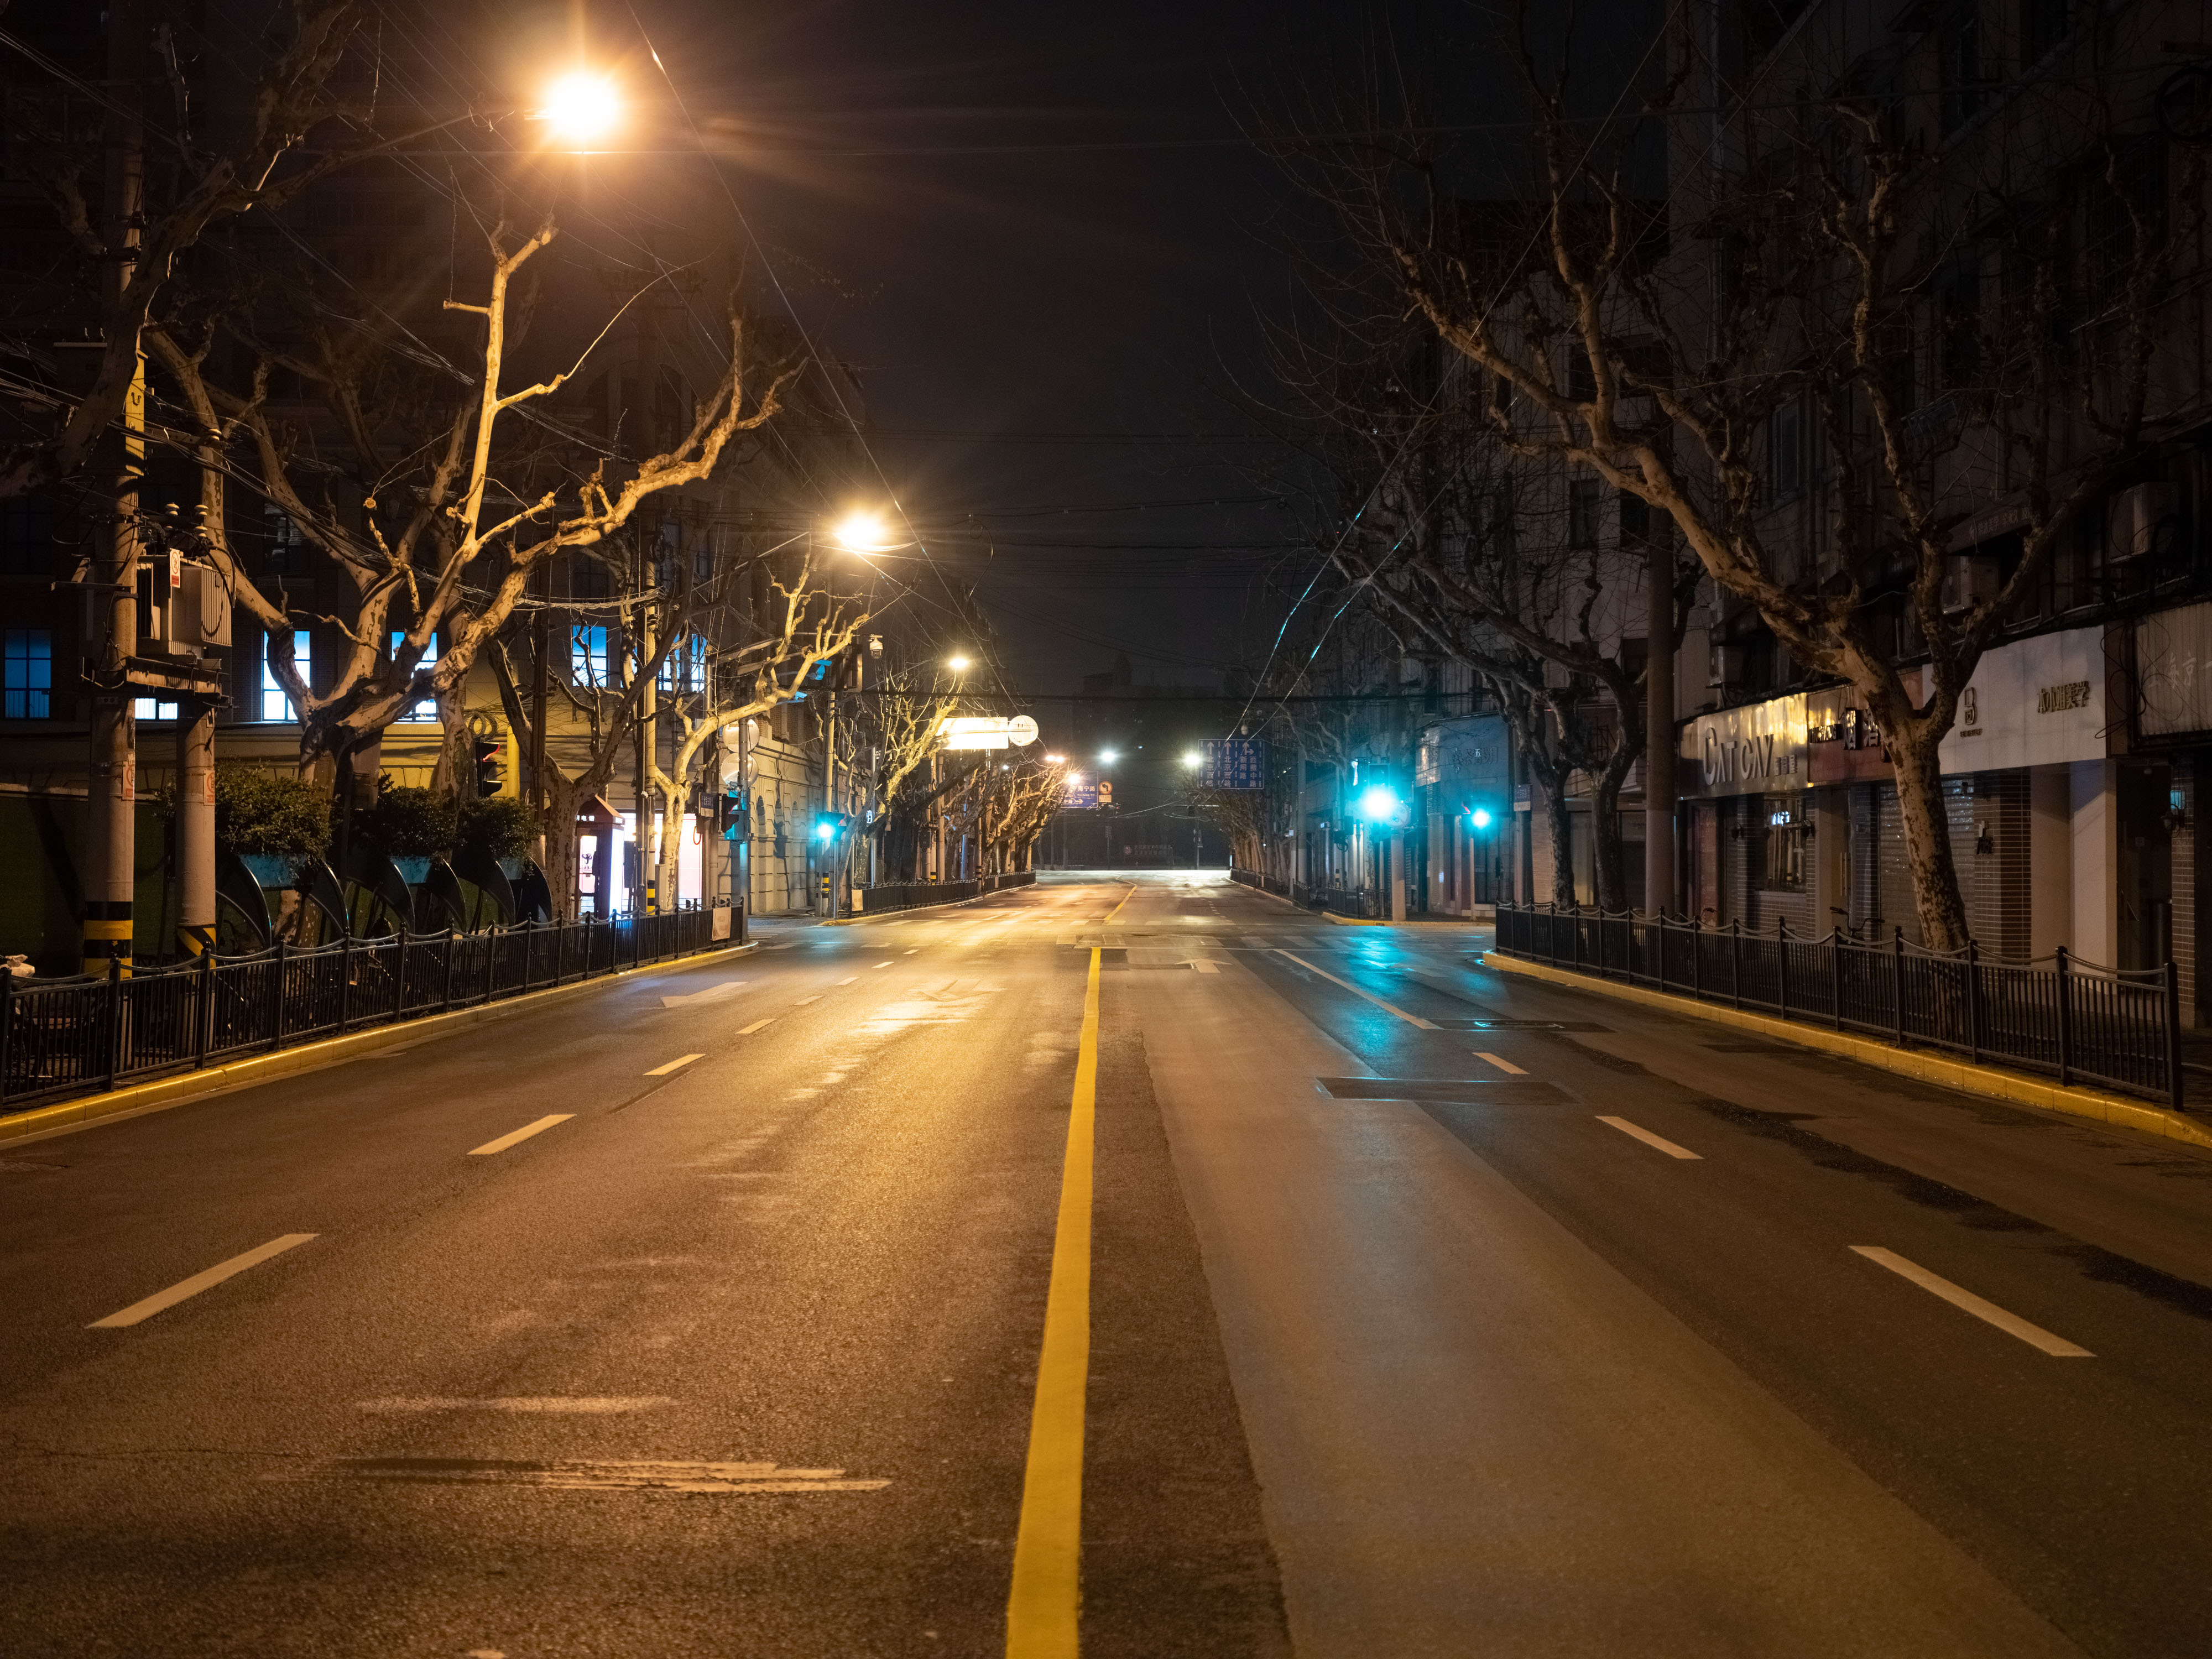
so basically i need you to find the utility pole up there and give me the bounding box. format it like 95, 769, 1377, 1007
175, 691, 215, 958
530, 583, 549, 857
1644, 531, 1677, 915
83, 0, 145, 975
634, 585, 657, 914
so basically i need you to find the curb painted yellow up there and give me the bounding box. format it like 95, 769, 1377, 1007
0, 942, 758, 1149
1483, 951, 2212, 1152
1006, 945, 1102, 1657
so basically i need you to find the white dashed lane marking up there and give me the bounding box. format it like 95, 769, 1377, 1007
469, 1115, 575, 1156
89, 1234, 318, 1328
1597, 1115, 1700, 1160
1850, 1246, 2093, 1357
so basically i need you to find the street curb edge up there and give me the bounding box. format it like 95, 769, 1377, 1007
1481, 950, 2212, 1153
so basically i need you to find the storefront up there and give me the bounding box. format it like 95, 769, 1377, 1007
1676, 627, 2152, 973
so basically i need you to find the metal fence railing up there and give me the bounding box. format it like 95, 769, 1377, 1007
1, 907, 728, 1116
853, 870, 1036, 914
1230, 867, 1462, 921
1491, 902, 2184, 1109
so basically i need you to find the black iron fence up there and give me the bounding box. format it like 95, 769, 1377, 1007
1, 907, 727, 1115
1492, 903, 2184, 1109
1230, 868, 1369, 915
1232, 868, 1485, 921
853, 870, 1036, 914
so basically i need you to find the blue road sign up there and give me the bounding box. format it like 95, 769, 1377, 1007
1199, 739, 1267, 792
1063, 770, 1100, 810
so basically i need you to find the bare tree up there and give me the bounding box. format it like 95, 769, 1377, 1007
1335, 12, 2205, 946
149, 216, 804, 806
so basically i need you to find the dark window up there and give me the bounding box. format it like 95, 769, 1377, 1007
1937, 261, 1982, 389
1620, 493, 1652, 548
2086, 138, 2167, 289
4, 628, 53, 718
1566, 347, 1595, 401
2023, 0, 2069, 63
264, 508, 305, 575
0, 494, 54, 576
1568, 480, 1603, 549
1769, 399, 1805, 500
1939, 2, 1989, 135
1490, 373, 1513, 416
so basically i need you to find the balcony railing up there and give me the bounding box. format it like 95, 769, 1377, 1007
1491, 903, 2184, 1109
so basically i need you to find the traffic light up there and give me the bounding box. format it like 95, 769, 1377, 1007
813, 812, 853, 843
473, 734, 504, 797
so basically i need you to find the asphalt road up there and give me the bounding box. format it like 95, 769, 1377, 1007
6, 872, 2212, 1656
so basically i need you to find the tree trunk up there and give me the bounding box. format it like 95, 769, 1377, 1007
541, 773, 583, 921
1588, 744, 1642, 912
1541, 778, 1574, 907
656, 774, 685, 914
1888, 728, 1970, 952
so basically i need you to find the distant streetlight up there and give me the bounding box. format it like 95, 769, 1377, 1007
1099, 749, 1118, 764
1045, 753, 1065, 764
833, 509, 891, 553
538, 71, 622, 145
947, 654, 972, 674
1181, 749, 1202, 769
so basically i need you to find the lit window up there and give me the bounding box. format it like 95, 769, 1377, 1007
3, 628, 52, 718
392, 631, 439, 721
262, 629, 310, 721
572, 624, 609, 688
132, 698, 180, 722
658, 634, 705, 691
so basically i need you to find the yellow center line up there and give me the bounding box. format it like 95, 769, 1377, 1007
1102, 884, 1136, 924
1006, 946, 1101, 1657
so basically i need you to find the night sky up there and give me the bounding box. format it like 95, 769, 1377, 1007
622, 0, 1334, 700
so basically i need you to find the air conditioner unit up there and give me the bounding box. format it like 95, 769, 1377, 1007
1939, 554, 2000, 614
1708, 644, 1746, 687
2109, 482, 2181, 561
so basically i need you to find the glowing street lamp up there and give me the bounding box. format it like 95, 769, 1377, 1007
1098, 749, 1118, 765
1181, 749, 1203, 769
832, 509, 891, 553
538, 71, 622, 146
947, 654, 972, 675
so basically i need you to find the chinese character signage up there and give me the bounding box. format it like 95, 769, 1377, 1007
1063, 770, 1100, 810
1200, 739, 1267, 792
